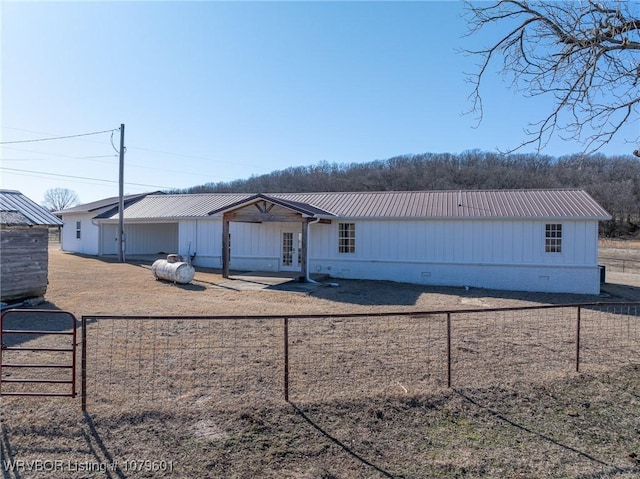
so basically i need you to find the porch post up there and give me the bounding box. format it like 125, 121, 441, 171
222, 216, 230, 278
300, 218, 309, 282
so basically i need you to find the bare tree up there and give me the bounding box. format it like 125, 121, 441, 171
42, 187, 79, 211
464, 0, 640, 153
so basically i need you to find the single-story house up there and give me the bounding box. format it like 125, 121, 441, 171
56, 189, 611, 294
0, 190, 64, 302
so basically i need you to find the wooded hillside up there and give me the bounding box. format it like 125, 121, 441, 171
173, 151, 640, 238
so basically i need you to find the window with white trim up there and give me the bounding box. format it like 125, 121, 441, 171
75, 221, 81, 240
338, 222, 355, 254
545, 223, 562, 253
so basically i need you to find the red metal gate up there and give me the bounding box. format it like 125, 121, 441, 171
1, 309, 77, 397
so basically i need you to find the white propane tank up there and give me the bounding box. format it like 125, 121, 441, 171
152, 256, 195, 284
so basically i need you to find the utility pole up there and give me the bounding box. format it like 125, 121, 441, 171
118, 123, 125, 262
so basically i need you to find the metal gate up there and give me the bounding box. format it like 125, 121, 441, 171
1, 309, 77, 397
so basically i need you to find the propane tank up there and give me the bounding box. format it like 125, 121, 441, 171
152, 255, 195, 284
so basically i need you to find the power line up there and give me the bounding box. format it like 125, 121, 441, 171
2, 155, 117, 161
1, 125, 264, 169
1, 156, 226, 179
2, 144, 238, 180
0, 167, 174, 189
0, 128, 118, 145
126, 144, 263, 169
1, 126, 261, 181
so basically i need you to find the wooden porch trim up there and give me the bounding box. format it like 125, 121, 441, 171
222, 217, 230, 278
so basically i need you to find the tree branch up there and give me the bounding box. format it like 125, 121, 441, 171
463, 0, 640, 154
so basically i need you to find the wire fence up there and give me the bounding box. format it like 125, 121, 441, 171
78, 302, 639, 411
81, 316, 282, 409
599, 256, 640, 274
286, 313, 446, 402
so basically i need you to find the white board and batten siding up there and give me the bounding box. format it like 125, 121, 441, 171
179, 219, 297, 271
306, 218, 601, 294
60, 212, 102, 255
178, 219, 220, 267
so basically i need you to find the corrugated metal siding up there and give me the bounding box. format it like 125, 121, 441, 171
0, 190, 63, 226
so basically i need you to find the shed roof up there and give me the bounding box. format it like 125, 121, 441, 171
0, 190, 63, 226
94, 189, 611, 221
94, 193, 252, 219
55, 191, 163, 215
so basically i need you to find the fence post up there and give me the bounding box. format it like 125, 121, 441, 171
283, 317, 289, 402
447, 312, 452, 388
81, 316, 87, 412
575, 306, 581, 373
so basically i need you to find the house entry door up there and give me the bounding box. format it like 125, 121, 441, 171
281, 231, 302, 271
101, 224, 118, 255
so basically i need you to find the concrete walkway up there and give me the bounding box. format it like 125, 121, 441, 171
218, 272, 328, 292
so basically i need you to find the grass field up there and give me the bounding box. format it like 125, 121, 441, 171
1, 245, 639, 478
2, 367, 639, 478
599, 239, 640, 275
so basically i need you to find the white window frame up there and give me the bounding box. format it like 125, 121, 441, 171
338, 222, 355, 254
545, 223, 562, 253
75, 221, 81, 240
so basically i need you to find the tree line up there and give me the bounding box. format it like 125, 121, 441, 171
172, 151, 640, 238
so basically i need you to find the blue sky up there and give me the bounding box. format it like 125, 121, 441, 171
2, 1, 638, 206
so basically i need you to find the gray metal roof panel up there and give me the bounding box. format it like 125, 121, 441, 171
94, 189, 611, 221
55, 191, 164, 214
270, 190, 610, 219
0, 190, 63, 226
104, 193, 254, 219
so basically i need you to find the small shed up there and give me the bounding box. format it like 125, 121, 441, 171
0, 190, 63, 303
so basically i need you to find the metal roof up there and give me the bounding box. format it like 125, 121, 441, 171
270, 190, 611, 219
55, 191, 163, 214
209, 193, 336, 217
0, 190, 63, 226
99, 193, 253, 219
94, 189, 611, 221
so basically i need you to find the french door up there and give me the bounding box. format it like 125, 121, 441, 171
281, 230, 302, 271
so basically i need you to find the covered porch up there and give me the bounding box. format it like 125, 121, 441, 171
209, 194, 334, 282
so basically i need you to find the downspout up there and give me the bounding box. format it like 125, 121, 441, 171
305, 217, 321, 283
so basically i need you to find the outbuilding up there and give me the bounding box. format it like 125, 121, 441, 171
57, 189, 611, 295
0, 190, 63, 303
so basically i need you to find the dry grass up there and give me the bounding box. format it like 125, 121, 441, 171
1, 246, 639, 478
599, 239, 640, 275
600, 239, 640, 250
2, 368, 639, 478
